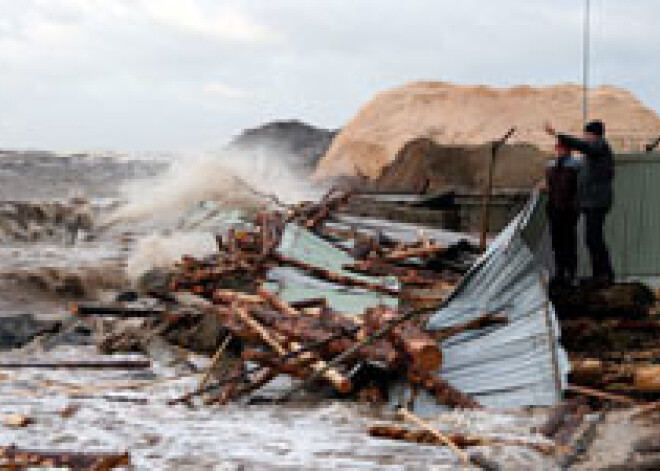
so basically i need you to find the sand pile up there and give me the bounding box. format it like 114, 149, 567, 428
314, 81, 660, 181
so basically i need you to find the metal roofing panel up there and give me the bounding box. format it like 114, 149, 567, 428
266, 223, 398, 313
392, 192, 568, 412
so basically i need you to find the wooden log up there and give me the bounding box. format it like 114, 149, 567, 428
430, 313, 508, 342
257, 287, 299, 317
212, 290, 263, 305
407, 369, 481, 409
569, 358, 606, 384
364, 306, 441, 374
290, 298, 328, 310
567, 384, 637, 404
71, 303, 165, 318
198, 334, 233, 390
3, 414, 32, 427
234, 304, 352, 394
303, 191, 352, 229
241, 349, 314, 379
398, 408, 470, 466
383, 244, 446, 262
368, 424, 556, 455
0, 446, 130, 470
634, 365, 660, 392
0, 360, 151, 370
256, 290, 373, 369
234, 306, 287, 356
273, 252, 400, 297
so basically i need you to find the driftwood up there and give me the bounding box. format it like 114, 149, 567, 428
406, 368, 481, 409
430, 313, 508, 342
72, 303, 165, 318
368, 424, 556, 455
225, 304, 352, 395
397, 408, 470, 465
197, 334, 233, 391
0, 446, 130, 470
252, 297, 353, 394
567, 384, 637, 405
274, 252, 400, 297
364, 306, 441, 374
3, 414, 32, 427
383, 244, 446, 262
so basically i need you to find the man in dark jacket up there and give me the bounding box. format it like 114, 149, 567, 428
545, 120, 615, 285
545, 141, 581, 286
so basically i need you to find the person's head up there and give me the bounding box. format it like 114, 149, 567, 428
555, 141, 571, 157
584, 120, 605, 142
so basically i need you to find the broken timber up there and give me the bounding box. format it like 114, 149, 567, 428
0, 446, 130, 470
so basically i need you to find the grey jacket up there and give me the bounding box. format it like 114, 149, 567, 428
558, 134, 614, 209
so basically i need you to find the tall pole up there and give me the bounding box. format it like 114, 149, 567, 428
583, 0, 590, 125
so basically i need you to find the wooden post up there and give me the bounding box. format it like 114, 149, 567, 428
479, 127, 516, 252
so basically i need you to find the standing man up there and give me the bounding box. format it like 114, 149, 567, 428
545, 141, 581, 286
545, 120, 615, 285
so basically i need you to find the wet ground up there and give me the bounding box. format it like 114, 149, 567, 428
0, 150, 636, 469
0, 345, 557, 470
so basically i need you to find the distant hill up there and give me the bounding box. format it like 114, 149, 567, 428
314, 81, 660, 181
228, 120, 338, 176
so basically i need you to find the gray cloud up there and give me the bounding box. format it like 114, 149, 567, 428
0, 0, 658, 151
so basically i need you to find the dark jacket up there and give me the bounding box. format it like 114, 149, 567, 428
546, 154, 581, 212
558, 134, 614, 209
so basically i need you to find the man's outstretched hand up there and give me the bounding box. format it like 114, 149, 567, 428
544, 122, 556, 137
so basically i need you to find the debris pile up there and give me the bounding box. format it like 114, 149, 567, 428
77, 190, 495, 410
553, 283, 660, 399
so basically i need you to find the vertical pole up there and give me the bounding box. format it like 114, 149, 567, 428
583, 0, 590, 125
479, 128, 515, 253
479, 146, 496, 253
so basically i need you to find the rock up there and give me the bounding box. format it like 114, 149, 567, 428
227, 120, 337, 176
0, 314, 60, 350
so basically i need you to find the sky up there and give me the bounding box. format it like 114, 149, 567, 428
0, 0, 658, 151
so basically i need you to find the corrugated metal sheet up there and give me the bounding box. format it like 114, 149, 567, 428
391, 192, 568, 411
266, 223, 399, 313
577, 152, 660, 284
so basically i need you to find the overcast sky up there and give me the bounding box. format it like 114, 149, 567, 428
0, 0, 658, 151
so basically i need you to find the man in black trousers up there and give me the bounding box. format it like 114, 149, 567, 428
545, 120, 615, 286
544, 140, 581, 286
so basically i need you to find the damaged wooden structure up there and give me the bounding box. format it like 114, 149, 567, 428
68, 189, 568, 413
